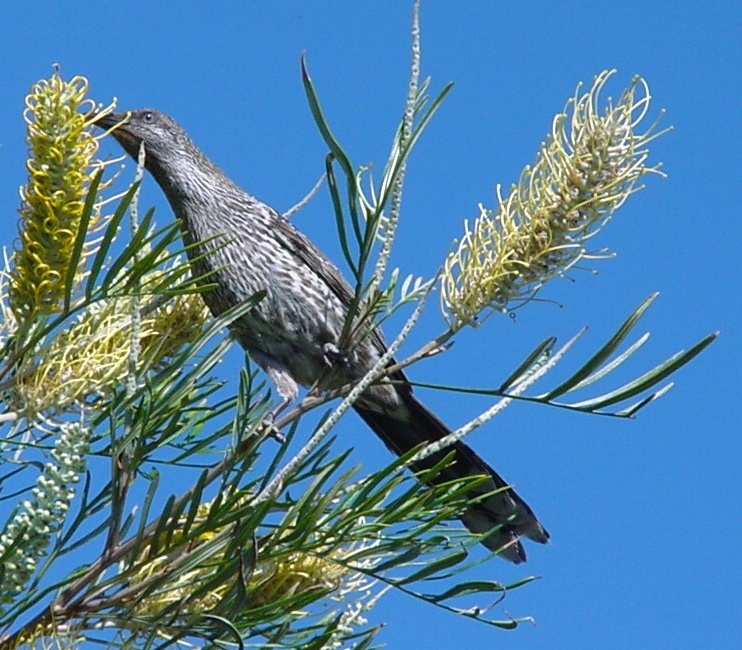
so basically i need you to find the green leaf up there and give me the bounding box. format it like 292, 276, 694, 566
301, 54, 361, 243
86, 180, 141, 298
499, 336, 556, 392
430, 579, 507, 603
615, 382, 674, 417
569, 331, 718, 411
64, 168, 103, 311
543, 293, 658, 399
325, 154, 357, 276
396, 546, 469, 585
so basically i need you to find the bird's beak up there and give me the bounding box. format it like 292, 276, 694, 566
89, 111, 144, 162
90, 110, 129, 131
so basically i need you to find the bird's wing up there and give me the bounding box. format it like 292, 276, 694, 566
267, 207, 394, 359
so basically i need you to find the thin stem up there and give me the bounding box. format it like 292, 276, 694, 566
371, 0, 421, 290
283, 171, 327, 220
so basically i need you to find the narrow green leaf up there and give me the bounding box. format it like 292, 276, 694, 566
99, 207, 157, 291
325, 154, 358, 276
499, 336, 556, 392
291, 454, 352, 530
569, 331, 717, 411
181, 468, 209, 539
132, 469, 161, 554
615, 382, 674, 417
397, 546, 469, 585
201, 615, 243, 647
430, 579, 506, 603
301, 55, 355, 188
374, 545, 424, 573
380, 82, 454, 209
301, 54, 361, 242
543, 293, 659, 399
568, 333, 651, 393
86, 180, 140, 297
147, 493, 176, 557
119, 223, 183, 293
64, 168, 103, 311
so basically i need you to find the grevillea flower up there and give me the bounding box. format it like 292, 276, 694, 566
441, 70, 668, 330
4, 71, 210, 417
0, 421, 90, 613
10, 71, 104, 320
14, 255, 210, 414
126, 497, 376, 627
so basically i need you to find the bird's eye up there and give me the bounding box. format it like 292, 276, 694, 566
142, 111, 154, 123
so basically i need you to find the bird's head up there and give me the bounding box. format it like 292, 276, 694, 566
93, 109, 189, 167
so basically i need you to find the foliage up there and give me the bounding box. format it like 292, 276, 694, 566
0, 3, 715, 649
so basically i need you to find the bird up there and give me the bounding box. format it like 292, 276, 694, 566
94, 109, 549, 563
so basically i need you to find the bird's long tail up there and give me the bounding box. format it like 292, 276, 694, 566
354, 392, 549, 563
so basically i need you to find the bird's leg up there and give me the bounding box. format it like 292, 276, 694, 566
250, 351, 299, 443
260, 407, 287, 444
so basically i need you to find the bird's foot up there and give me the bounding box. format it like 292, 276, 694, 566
259, 411, 287, 444
323, 342, 350, 370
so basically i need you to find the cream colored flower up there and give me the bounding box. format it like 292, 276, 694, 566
14, 256, 210, 415
441, 70, 667, 330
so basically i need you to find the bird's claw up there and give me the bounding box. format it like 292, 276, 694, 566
323, 342, 350, 369
260, 411, 286, 444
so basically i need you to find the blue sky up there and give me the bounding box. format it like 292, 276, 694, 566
0, 2, 739, 649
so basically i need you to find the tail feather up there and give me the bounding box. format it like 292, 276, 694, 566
354, 392, 549, 563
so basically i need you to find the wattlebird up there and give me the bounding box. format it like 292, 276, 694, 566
95, 109, 549, 562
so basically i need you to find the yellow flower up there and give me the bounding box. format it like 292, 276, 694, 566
10, 71, 103, 320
